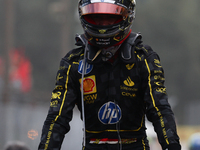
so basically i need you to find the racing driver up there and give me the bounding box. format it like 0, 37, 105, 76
38, 0, 181, 150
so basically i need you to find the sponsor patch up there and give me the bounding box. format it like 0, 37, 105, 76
50, 100, 58, 107
51, 92, 61, 99
126, 63, 135, 70
90, 138, 137, 144
156, 87, 166, 94
121, 92, 136, 98
124, 76, 134, 87
56, 73, 63, 81
154, 59, 162, 68
79, 75, 97, 95
84, 94, 97, 104
98, 102, 121, 124
78, 59, 93, 74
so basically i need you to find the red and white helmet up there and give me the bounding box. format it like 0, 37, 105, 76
78, 0, 136, 48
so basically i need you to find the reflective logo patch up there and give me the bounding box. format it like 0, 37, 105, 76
78, 59, 93, 74
79, 75, 97, 95
98, 102, 121, 124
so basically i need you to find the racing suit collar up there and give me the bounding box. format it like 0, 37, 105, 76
75, 32, 142, 64
120, 32, 142, 63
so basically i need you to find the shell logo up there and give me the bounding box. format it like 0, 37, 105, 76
79, 75, 97, 95
83, 78, 95, 93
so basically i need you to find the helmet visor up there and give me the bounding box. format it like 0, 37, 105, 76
80, 2, 129, 17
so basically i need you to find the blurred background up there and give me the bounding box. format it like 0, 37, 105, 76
0, 0, 200, 149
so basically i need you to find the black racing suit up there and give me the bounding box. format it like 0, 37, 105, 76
38, 32, 181, 150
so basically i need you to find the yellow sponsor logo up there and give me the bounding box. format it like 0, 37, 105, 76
50, 100, 58, 107
154, 70, 163, 74
154, 59, 160, 64
51, 92, 61, 99
99, 29, 106, 34
124, 76, 134, 87
126, 63, 135, 70
44, 123, 54, 150
122, 92, 136, 97
120, 85, 138, 91
84, 94, 97, 104
121, 138, 137, 144
56, 73, 63, 81
55, 85, 63, 90
137, 54, 143, 61
154, 75, 165, 80
59, 66, 65, 70
154, 59, 162, 68
156, 87, 166, 94
157, 111, 168, 141
154, 82, 163, 86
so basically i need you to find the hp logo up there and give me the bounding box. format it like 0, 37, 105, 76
98, 102, 121, 124
78, 59, 93, 74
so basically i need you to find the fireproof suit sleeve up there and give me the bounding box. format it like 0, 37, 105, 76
38, 57, 79, 150
139, 45, 181, 150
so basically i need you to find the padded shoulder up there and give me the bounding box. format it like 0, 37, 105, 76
63, 47, 84, 62
120, 32, 142, 63
135, 44, 154, 56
